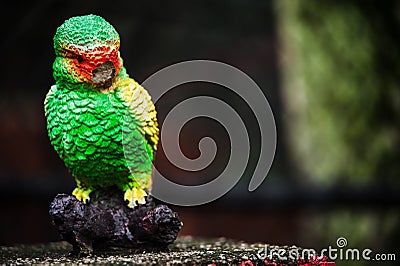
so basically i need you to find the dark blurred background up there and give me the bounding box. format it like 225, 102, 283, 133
1, 0, 399, 264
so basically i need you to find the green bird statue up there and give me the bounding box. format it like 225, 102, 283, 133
45, 14, 159, 208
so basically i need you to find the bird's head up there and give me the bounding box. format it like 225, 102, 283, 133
53, 15, 123, 89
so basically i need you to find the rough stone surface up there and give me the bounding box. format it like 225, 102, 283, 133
48, 189, 182, 254
0, 237, 325, 265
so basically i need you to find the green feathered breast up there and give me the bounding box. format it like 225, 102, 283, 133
45, 76, 157, 187
46, 84, 123, 187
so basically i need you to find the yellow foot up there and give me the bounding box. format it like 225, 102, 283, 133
124, 187, 147, 208
72, 187, 92, 204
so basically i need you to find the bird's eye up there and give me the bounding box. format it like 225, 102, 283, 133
77, 55, 84, 63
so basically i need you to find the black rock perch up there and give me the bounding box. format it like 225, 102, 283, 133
49, 188, 182, 254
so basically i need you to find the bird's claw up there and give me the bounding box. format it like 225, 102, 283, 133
72, 187, 92, 204
124, 187, 147, 208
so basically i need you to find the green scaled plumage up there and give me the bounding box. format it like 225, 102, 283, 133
45, 15, 159, 208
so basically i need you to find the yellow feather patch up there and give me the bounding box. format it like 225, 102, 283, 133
117, 77, 159, 154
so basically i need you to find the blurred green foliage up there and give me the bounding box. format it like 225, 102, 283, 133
276, 0, 400, 186
276, 2, 400, 264
302, 209, 399, 249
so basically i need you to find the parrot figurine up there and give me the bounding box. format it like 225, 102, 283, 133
44, 14, 159, 208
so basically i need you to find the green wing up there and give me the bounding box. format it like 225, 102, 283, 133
117, 77, 159, 188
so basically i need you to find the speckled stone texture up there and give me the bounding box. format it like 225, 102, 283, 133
48, 188, 182, 254
0, 237, 336, 265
